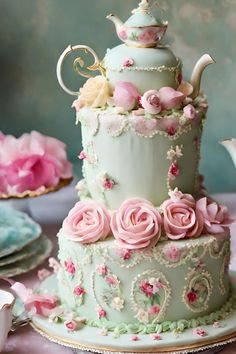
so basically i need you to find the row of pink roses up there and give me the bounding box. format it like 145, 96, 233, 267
62, 191, 234, 250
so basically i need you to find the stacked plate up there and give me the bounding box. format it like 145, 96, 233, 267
0, 206, 52, 277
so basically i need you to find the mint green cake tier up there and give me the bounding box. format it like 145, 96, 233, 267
103, 45, 181, 94
57, 232, 231, 334
77, 106, 205, 210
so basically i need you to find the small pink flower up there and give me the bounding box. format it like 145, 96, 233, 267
103, 178, 114, 190
168, 161, 180, 180
105, 276, 118, 286
187, 291, 197, 303
150, 333, 162, 340
73, 285, 85, 296
163, 245, 181, 261
192, 328, 207, 337
116, 248, 132, 260
79, 150, 86, 160
131, 335, 139, 341
98, 308, 106, 318
113, 81, 139, 111
118, 28, 127, 40
64, 320, 77, 331
140, 280, 153, 298
148, 305, 161, 314
141, 90, 162, 115
64, 260, 76, 275
159, 87, 185, 110
166, 126, 177, 136
96, 264, 108, 276
123, 57, 134, 67
184, 104, 197, 120
37, 269, 50, 281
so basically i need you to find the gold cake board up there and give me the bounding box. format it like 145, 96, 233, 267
31, 274, 236, 354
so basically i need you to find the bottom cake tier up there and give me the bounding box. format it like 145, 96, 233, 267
56, 232, 234, 334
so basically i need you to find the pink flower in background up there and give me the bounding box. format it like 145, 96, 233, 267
123, 57, 134, 67
64, 320, 77, 331
187, 291, 197, 303
184, 104, 197, 120
62, 201, 111, 244
74, 285, 85, 296
159, 87, 185, 110
113, 81, 139, 111
37, 269, 50, 281
64, 260, 76, 275
148, 305, 161, 314
162, 194, 203, 240
140, 90, 162, 114
98, 308, 107, 318
118, 27, 127, 40
168, 161, 180, 180
196, 197, 235, 236
96, 264, 108, 276
111, 198, 162, 250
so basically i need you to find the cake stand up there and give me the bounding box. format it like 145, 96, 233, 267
30, 271, 236, 354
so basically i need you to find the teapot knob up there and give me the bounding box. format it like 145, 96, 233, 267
56, 45, 104, 96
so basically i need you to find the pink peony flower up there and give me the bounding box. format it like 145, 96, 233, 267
162, 194, 203, 240
140, 280, 153, 298
37, 269, 50, 281
159, 87, 185, 110
113, 81, 139, 111
62, 201, 110, 244
168, 161, 180, 180
187, 291, 197, 303
96, 264, 108, 276
111, 198, 162, 250
184, 104, 197, 120
148, 305, 161, 314
196, 197, 234, 236
141, 90, 162, 115
98, 308, 106, 318
123, 57, 134, 67
64, 320, 77, 331
74, 285, 85, 296
64, 260, 76, 275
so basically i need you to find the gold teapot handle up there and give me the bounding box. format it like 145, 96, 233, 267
56, 45, 105, 96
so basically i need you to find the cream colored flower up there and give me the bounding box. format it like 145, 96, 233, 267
111, 297, 124, 311
79, 75, 110, 108
135, 308, 149, 323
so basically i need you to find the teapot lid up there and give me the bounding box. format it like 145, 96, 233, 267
125, 0, 167, 27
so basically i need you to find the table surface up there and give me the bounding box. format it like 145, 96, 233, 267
2, 192, 236, 354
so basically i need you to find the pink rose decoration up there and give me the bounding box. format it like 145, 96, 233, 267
113, 81, 139, 111
62, 201, 110, 244
196, 197, 234, 236
111, 198, 162, 250
24, 293, 58, 317
168, 161, 180, 180
140, 90, 162, 115
162, 194, 203, 239
159, 87, 185, 110
74, 285, 85, 296
148, 305, 161, 314
96, 264, 107, 276
123, 57, 134, 67
184, 104, 197, 120
64, 260, 76, 275
98, 308, 106, 318
118, 28, 127, 40
64, 320, 77, 331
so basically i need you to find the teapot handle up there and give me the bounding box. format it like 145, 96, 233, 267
56, 45, 104, 96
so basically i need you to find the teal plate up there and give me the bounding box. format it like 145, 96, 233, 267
0, 206, 41, 258
0, 236, 52, 277
0, 235, 49, 266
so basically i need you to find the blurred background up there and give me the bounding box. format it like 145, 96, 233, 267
0, 0, 235, 193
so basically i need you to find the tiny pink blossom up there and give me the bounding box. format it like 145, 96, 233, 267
163, 245, 181, 261
150, 333, 162, 340
96, 264, 108, 276
73, 285, 85, 296
131, 335, 139, 341
168, 161, 180, 179
118, 28, 127, 40
123, 57, 134, 67
103, 178, 114, 190
184, 104, 197, 120
64, 260, 76, 275
105, 276, 118, 286
79, 150, 86, 160
159, 87, 185, 110
116, 248, 132, 260
148, 305, 161, 314
98, 308, 107, 318
192, 328, 207, 337
64, 320, 77, 331
37, 269, 50, 281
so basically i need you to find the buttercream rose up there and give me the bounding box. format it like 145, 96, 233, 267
159, 87, 185, 110
162, 194, 203, 239
140, 90, 162, 114
196, 197, 234, 236
111, 198, 162, 250
113, 81, 139, 111
62, 201, 111, 244
74, 76, 110, 109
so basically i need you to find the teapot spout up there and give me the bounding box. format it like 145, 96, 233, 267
106, 13, 124, 33
190, 54, 215, 99
220, 139, 236, 167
